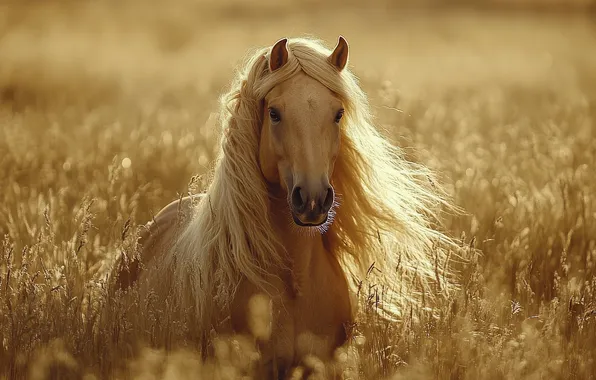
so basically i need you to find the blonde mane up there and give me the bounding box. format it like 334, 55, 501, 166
167, 37, 458, 344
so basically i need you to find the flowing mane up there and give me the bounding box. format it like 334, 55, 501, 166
163, 37, 457, 344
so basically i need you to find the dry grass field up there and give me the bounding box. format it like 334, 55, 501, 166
1, 1, 596, 379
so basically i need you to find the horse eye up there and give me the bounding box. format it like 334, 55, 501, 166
269, 108, 281, 123
334, 109, 344, 123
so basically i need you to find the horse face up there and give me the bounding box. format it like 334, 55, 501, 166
259, 37, 349, 227
260, 72, 343, 226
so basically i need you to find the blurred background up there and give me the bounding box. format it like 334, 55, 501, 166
2, 0, 595, 104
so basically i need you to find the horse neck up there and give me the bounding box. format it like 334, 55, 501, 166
268, 190, 326, 286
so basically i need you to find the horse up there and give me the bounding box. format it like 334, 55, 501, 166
109, 36, 456, 378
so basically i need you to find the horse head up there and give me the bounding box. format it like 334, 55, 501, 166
258, 37, 349, 227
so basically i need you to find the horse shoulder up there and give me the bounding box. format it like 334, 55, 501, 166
111, 194, 204, 292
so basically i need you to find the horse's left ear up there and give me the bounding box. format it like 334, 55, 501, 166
329, 36, 349, 71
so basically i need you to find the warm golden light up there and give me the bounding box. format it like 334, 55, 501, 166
1, 0, 595, 379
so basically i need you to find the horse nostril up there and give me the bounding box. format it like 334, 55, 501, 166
321, 187, 334, 213
291, 186, 306, 212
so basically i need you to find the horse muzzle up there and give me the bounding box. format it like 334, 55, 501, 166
289, 184, 334, 226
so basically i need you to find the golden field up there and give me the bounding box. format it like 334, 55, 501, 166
1, 2, 596, 379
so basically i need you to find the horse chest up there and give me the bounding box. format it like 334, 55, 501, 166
287, 271, 352, 360
232, 250, 352, 373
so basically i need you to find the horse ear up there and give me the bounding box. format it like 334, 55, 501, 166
269, 38, 289, 72
329, 36, 349, 71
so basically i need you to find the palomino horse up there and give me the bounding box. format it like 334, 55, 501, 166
110, 36, 455, 378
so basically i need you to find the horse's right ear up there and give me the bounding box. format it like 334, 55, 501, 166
269, 38, 289, 72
